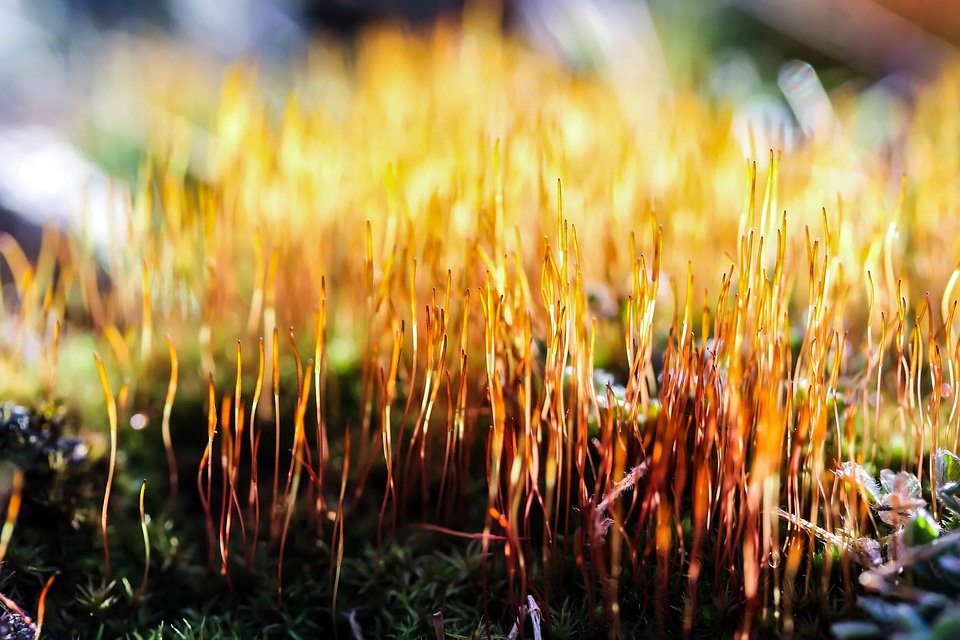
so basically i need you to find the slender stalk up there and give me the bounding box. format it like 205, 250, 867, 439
93, 354, 118, 581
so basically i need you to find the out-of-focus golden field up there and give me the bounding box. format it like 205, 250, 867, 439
2, 8, 960, 639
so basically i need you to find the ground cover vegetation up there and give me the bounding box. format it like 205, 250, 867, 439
1, 11, 960, 640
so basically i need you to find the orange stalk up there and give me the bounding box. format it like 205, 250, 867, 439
34, 573, 56, 639
162, 334, 179, 519
270, 326, 281, 540
247, 336, 265, 569
135, 480, 150, 606
278, 358, 313, 604
93, 354, 118, 580
0, 468, 24, 565
198, 373, 217, 574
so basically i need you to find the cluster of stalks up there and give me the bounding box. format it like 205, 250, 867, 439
2, 15, 960, 639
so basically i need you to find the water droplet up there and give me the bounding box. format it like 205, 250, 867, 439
768, 550, 781, 569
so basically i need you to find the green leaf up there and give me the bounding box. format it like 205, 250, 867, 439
903, 509, 941, 547
937, 482, 960, 518
931, 610, 960, 640
935, 449, 960, 487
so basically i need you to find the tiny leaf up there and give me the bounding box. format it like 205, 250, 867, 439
903, 509, 940, 547
937, 482, 960, 516
838, 462, 882, 506
935, 449, 960, 487
880, 469, 921, 498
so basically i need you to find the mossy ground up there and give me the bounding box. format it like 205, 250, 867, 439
3, 10, 960, 640
0, 370, 865, 639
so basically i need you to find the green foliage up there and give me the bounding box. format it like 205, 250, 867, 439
832, 450, 960, 639
837, 461, 935, 536
903, 509, 940, 548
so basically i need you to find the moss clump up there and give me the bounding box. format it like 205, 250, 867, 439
0, 403, 85, 470
0, 608, 35, 640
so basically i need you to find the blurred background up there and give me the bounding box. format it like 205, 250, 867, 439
1, 0, 959, 255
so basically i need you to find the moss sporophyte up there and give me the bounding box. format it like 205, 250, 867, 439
3, 16, 960, 640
